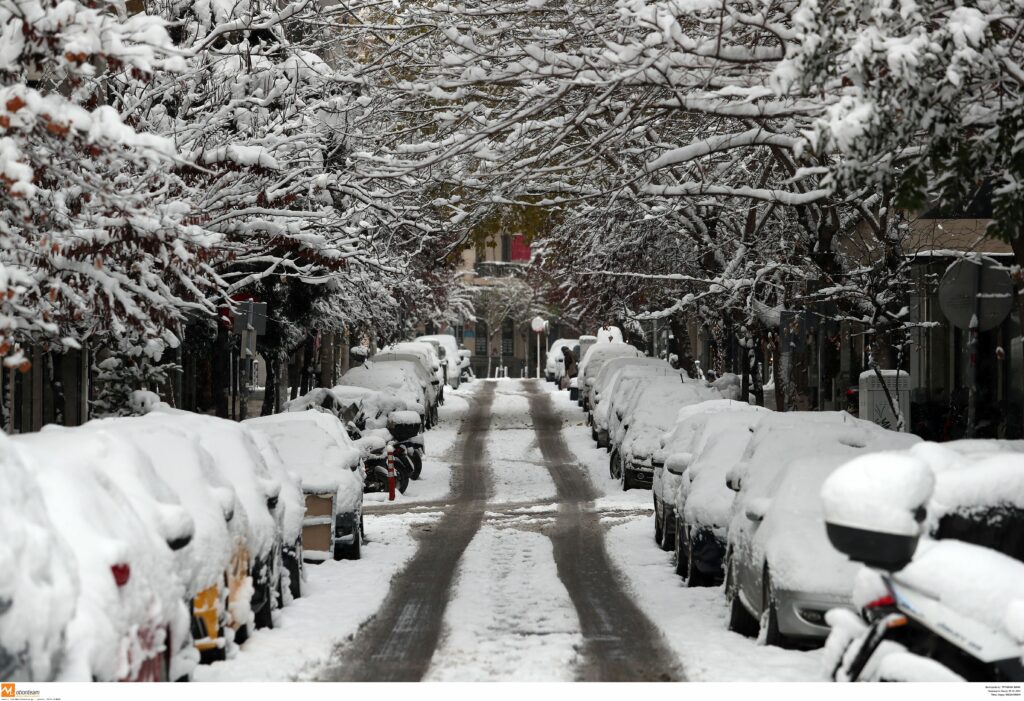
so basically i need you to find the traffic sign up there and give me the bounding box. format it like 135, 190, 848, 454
938, 256, 1013, 332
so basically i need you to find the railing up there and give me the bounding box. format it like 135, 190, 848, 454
473, 261, 527, 278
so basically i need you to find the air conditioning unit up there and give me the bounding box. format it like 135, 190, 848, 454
858, 370, 911, 432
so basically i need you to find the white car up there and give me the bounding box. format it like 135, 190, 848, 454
415, 334, 462, 389
545, 338, 579, 382
724, 413, 918, 646
246, 411, 365, 562
577, 342, 643, 412
340, 363, 430, 427
13, 431, 193, 682
0, 432, 77, 682
589, 357, 676, 442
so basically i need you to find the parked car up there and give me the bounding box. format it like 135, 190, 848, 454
247, 430, 307, 602
98, 416, 248, 659
339, 362, 429, 428
156, 411, 284, 634
590, 358, 679, 445
661, 405, 770, 582
0, 433, 78, 682
382, 341, 445, 403
822, 441, 1024, 681
12, 431, 194, 682
651, 399, 763, 549
546, 338, 579, 382
577, 342, 643, 412
416, 334, 462, 389
245, 411, 365, 562
724, 413, 919, 647
609, 380, 721, 490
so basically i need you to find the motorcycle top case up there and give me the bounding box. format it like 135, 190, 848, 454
826, 522, 920, 571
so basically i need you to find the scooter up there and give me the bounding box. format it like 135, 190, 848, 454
822, 460, 1024, 683
346, 422, 413, 494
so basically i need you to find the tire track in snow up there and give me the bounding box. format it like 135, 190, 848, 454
524, 380, 685, 682
319, 381, 495, 682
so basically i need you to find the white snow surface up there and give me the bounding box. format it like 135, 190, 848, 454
425, 525, 582, 681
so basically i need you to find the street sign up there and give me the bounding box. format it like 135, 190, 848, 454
231, 301, 269, 335
938, 256, 1013, 332
531, 316, 547, 333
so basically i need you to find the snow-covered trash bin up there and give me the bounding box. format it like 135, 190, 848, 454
387, 410, 422, 442
245, 411, 365, 563
0, 433, 78, 682
11, 431, 194, 682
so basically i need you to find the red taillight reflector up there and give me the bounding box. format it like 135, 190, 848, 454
112, 563, 131, 587
865, 594, 895, 609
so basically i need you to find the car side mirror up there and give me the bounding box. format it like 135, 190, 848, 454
745, 497, 770, 522
665, 452, 692, 476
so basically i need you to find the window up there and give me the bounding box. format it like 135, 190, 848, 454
501, 319, 514, 356
475, 321, 488, 355
454, 324, 464, 343
500, 235, 512, 262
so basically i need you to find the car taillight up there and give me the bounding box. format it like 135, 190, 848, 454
864, 594, 895, 610
112, 563, 131, 587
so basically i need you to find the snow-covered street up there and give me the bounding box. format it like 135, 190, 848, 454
196, 379, 824, 682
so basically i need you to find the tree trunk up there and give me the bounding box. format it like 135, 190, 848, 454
261, 351, 277, 416
212, 324, 231, 418
669, 314, 697, 377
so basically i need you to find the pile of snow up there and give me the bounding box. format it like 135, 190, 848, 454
0, 433, 78, 682
593, 325, 623, 343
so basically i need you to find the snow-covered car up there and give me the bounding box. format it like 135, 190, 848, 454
661, 405, 771, 582
339, 363, 429, 427
651, 400, 766, 550
415, 334, 462, 389
0, 433, 77, 682
245, 411, 365, 562
98, 416, 250, 659
382, 341, 445, 402
822, 442, 1024, 681
12, 431, 194, 681
577, 342, 643, 412
287, 385, 408, 430
609, 379, 721, 490
724, 413, 919, 647
545, 338, 579, 382
152, 411, 284, 634
374, 352, 439, 411
590, 358, 679, 445
247, 430, 306, 602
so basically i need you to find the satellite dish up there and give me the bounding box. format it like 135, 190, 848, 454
938, 256, 1013, 332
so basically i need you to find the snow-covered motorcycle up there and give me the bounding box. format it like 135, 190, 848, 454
821, 456, 1024, 682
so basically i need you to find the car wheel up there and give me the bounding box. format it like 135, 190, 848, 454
674, 521, 687, 577
621, 467, 632, 491
685, 538, 706, 587
761, 566, 791, 648
609, 452, 619, 479
654, 501, 664, 546
661, 511, 675, 552
234, 623, 250, 646
591, 426, 598, 443
254, 580, 274, 630
411, 452, 423, 480
286, 551, 302, 600
335, 532, 362, 560
726, 556, 759, 638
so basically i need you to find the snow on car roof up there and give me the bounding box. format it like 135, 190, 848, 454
245, 411, 363, 499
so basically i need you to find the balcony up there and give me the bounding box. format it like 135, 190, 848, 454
473, 261, 528, 279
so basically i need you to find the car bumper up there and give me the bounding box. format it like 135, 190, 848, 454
625, 464, 654, 488
776, 590, 852, 640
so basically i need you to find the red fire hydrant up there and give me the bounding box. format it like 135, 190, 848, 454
387, 444, 396, 501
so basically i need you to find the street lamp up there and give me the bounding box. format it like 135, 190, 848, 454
531, 315, 547, 379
